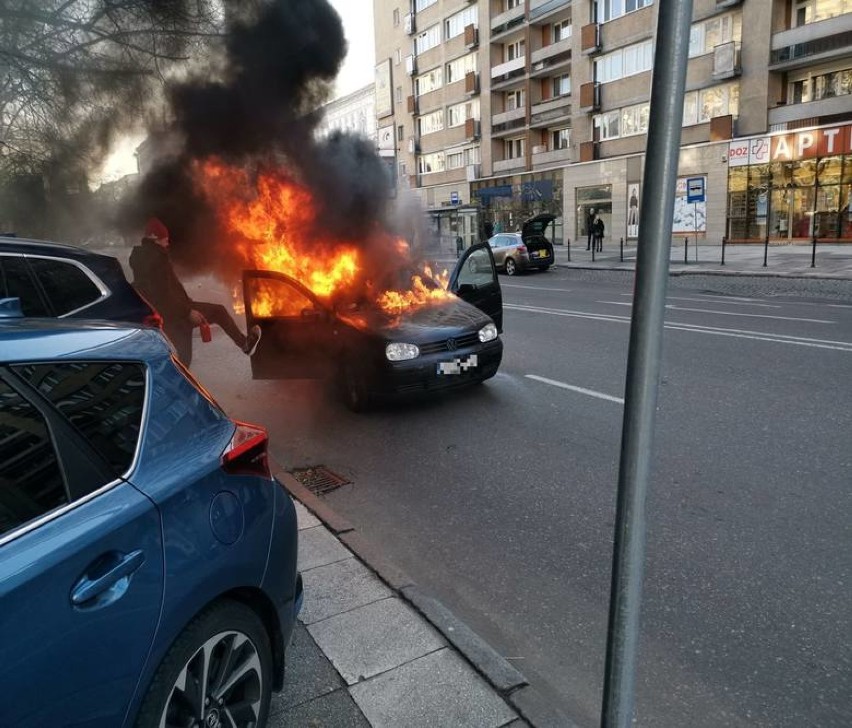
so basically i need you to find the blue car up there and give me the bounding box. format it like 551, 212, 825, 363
0, 313, 302, 727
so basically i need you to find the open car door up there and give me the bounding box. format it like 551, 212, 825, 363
449, 243, 503, 332
243, 270, 335, 379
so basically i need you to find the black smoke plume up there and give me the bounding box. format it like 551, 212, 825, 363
125, 0, 393, 275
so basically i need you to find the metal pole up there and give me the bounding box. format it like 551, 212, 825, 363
811, 235, 817, 268
721, 235, 726, 265
592, 237, 596, 262
620, 237, 624, 262
763, 235, 769, 267
567, 238, 571, 262
684, 237, 688, 264
600, 0, 693, 725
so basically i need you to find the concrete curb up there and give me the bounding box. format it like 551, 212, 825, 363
271, 460, 572, 727
551, 263, 852, 281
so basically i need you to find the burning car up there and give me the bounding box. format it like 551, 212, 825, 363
243, 243, 503, 411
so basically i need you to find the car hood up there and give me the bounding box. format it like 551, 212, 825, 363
337, 297, 492, 343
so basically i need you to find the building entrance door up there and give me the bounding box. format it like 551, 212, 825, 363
769, 188, 815, 240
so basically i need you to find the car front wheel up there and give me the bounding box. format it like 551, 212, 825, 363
505, 257, 517, 276
340, 359, 371, 412
135, 600, 272, 728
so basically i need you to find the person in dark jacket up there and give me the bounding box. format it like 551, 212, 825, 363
586, 208, 596, 250
129, 217, 260, 366
593, 215, 605, 252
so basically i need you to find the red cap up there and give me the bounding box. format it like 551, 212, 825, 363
144, 217, 169, 240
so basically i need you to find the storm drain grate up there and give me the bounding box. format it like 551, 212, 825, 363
289, 466, 351, 496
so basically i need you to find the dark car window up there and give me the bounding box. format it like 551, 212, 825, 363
0, 255, 50, 316
0, 379, 68, 538
458, 248, 495, 287
27, 257, 102, 315
13, 362, 146, 475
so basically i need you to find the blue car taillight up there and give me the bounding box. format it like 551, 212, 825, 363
221, 421, 271, 479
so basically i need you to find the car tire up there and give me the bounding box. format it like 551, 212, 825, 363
340, 359, 371, 413
538, 265, 550, 272
135, 600, 272, 728
505, 258, 517, 276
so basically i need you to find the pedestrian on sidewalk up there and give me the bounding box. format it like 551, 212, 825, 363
129, 217, 261, 367
594, 215, 605, 253
586, 208, 596, 250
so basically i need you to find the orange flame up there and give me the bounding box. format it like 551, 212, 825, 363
193, 158, 454, 317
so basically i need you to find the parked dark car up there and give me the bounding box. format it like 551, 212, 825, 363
0, 235, 160, 325
0, 316, 302, 727
487, 213, 556, 275
243, 243, 504, 411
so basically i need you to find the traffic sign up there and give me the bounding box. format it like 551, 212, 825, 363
686, 176, 705, 203
450, 191, 460, 205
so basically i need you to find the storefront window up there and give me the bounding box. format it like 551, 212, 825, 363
576, 185, 612, 241
792, 159, 817, 186
770, 162, 793, 187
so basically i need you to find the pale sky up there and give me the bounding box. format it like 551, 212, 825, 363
99, 0, 376, 182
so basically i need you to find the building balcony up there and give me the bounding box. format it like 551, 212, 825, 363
770, 14, 852, 70
531, 34, 573, 65
532, 147, 572, 167
491, 56, 526, 79
492, 107, 527, 126
530, 97, 571, 127
530, 56, 571, 78
768, 95, 852, 126
491, 5, 525, 32
494, 157, 527, 174
530, 0, 571, 23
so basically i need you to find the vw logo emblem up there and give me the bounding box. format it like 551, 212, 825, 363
446, 338, 457, 351
206, 710, 222, 728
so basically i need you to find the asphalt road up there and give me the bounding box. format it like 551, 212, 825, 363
191, 267, 852, 727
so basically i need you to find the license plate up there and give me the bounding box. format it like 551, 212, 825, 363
437, 354, 478, 375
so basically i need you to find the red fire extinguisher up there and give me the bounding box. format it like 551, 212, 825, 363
200, 321, 212, 343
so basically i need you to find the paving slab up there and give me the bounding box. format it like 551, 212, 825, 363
293, 499, 321, 530
269, 623, 344, 716
299, 524, 352, 572
349, 648, 517, 728
299, 557, 392, 625
308, 596, 446, 685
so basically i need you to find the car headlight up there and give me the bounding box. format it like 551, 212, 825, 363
478, 323, 498, 343
385, 342, 420, 361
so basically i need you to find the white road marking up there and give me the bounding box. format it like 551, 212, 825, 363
665, 304, 834, 324
503, 283, 574, 292
663, 295, 783, 308
525, 375, 624, 404
504, 303, 852, 352
599, 300, 833, 323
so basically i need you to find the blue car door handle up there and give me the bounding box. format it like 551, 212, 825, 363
71, 550, 146, 606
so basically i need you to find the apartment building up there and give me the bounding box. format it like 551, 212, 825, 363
375, 0, 852, 249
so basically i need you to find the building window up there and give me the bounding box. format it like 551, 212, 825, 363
595, 40, 653, 83
397, 124, 404, 142
595, 0, 653, 24
551, 128, 571, 150
594, 102, 650, 140
689, 13, 742, 58
794, 0, 851, 27
505, 137, 525, 159
506, 0, 522, 9
418, 109, 444, 136
682, 83, 740, 126
415, 67, 443, 96
505, 39, 525, 62
446, 52, 478, 83
398, 161, 407, 177
789, 67, 852, 104
505, 89, 525, 110
415, 0, 437, 11
553, 20, 571, 42
393, 8, 400, 26
552, 74, 571, 97
418, 151, 446, 174
448, 99, 480, 127
395, 48, 401, 65
396, 86, 402, 104
414, 24, 441, 55
445, 6, 477, 39
447, 151, 465, 169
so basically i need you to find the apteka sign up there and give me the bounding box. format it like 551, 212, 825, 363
729, 123, 852, 166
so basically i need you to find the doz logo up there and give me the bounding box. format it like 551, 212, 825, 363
728, 140, 750, 166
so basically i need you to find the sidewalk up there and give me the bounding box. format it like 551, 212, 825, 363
433, 241, 852, 281
270, 465, 570, 728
